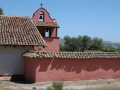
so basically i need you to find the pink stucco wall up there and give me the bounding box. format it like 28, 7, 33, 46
50, 28, 57, 37
34, 37, 59, 52
24, 57, 120, 82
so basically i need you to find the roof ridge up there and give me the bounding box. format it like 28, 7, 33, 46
28, 50, 120, 53
33, 21, 57, 22
0, 15, 29, 18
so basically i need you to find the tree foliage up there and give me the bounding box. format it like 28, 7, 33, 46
62, 36, 79, 52
80, 35, 92, 51
90, 37, 104, 50
60, 35, 119, 52
0, 7, 4, 15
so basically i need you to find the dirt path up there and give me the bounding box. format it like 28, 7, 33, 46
0, 77, 120, 90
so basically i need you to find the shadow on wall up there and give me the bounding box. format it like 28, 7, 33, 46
38, 58, 120, 73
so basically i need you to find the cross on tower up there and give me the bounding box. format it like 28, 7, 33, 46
40, 3, 43, 8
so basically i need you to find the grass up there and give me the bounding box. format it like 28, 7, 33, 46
82, 85, 120, 90
0, 78, 120, 90
46, 81, 63, 90
63, 78, 120, 90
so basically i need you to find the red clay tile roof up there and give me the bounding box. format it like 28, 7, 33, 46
0, 15, 46, 46
33, 21, 60, 28
23, 50, 120, 58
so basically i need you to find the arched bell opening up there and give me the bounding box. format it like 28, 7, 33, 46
39, 12, 44, 22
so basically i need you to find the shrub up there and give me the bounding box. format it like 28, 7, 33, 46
46, 86, 53, 90
46, 81, 63, 90
32, 87, 36, 90
52, 81, 63, 90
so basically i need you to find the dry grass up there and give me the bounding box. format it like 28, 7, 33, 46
82, 86, 120, 90
0, 78, 120, 90
63, 78, 120, 90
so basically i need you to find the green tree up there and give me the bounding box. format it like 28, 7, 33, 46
77, 35, 83, 51
80, 35, 92, 51
63, 35, 71, 51
0, 7, 4, 15
60, 35, 118, 52
62, 36, 79, 52
116, 48, 120, 52
90, 37, 104, 50
70, 37, 79, 51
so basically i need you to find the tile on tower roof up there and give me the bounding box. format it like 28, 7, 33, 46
33, 21, 60, 28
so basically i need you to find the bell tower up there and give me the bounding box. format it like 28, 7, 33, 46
32, 4, 60, 52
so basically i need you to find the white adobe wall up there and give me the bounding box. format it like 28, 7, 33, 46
0, 46, 33, 75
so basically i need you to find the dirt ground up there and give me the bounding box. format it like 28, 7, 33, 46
0, 77, 120, 90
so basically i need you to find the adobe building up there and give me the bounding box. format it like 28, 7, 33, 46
0, 5, 59, 77
23, 6, 120, 82
0, 15, 45, 76
0, 5, 120, 82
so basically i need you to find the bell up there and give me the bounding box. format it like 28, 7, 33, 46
46, 30, 48, 32
39, 15, 43, 19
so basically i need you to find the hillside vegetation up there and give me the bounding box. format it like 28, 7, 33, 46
60, 35, 120, 52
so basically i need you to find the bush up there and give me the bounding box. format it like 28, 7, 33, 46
46, 81, 63, 90
32, 87, 36, 90
52, 81, 63, 90
46, 86, 53, 90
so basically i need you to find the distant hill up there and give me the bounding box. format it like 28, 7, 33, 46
60, 38, 120, 48
104, 41, 120, 48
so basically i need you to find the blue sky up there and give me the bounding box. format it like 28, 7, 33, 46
0, 0, 120, 42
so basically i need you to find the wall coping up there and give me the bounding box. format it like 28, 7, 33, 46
43, 37, 60, 39
23, 50, 120, 59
